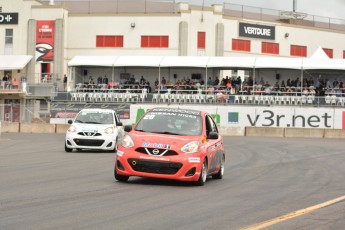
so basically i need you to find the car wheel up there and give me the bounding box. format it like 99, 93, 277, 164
65, 143, 72, 152
114, 168, 129, 182
196, 159, 207, 186
212, 155, 225, 179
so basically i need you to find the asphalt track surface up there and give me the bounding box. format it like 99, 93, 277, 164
1, 133, 345, 230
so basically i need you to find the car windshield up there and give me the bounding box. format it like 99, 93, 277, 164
135, 110, 202, 136
74, 111, 114, 125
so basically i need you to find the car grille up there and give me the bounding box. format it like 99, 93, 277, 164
77, 132, 102, 137
73, 139, 105, 147
127, 158, 182, 175
135, 147, 178, 156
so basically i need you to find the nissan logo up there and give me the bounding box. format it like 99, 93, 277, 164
152, 149, 160, 155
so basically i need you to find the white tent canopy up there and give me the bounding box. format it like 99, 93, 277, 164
159, 56, 210, 68
254, 57, 303, 70
68, 54, 345, 70
0, 55, 33, 70
114, 56, 163, 67
68, 56, 118, 67
310, 46, 330, 59
206, 56, 256, 68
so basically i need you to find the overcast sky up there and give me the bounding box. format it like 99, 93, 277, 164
186, 0, 345, 20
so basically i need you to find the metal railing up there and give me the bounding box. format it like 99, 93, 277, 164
224, 3, 345, 32
51, 90, 345, 108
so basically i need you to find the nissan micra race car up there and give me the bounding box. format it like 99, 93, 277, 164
114, 107, 225, 186
65, 108, 124, 152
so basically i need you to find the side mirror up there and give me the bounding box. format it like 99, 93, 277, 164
124, 125, 132, 132
68, 120, 73, 124
117, 122, 123, 126
208, 131, 219, 140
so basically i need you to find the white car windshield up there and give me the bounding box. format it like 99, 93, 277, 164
74, 111, 114, 125
135, 110, 202, 136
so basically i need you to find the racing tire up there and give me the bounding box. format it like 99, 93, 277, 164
212, 155, 225, 179
65, 143, 73, 152
114, 168, 129, 182
196, 159, 207, 186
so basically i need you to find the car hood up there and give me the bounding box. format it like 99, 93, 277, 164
129, 131, 200, 149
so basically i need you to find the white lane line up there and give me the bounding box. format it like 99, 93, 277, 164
241, 195, 345, 230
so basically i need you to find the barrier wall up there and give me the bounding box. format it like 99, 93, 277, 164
1, 122, 345, 138
2, 104, 345, 138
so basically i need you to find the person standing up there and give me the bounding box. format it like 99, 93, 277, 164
63, 74, 67, 91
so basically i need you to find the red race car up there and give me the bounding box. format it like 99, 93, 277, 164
114, 107, 225, 186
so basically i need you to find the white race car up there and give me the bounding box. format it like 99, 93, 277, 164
65, 108, 124, 152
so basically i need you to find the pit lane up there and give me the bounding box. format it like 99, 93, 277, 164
1, 133, 345, 230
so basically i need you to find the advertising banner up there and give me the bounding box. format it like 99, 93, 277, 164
50, 103, 130, 124
36, 20, 55, 62
239, 22, 275, 40
0, 13, 19, 24
129, 104, 345, 130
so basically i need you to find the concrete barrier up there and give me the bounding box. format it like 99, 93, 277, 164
220, 127, 245, 136
0, 122, 20, 133
285, 128, 324, 138
324, 129, 345, 139
1, 122, 345, 139
20, 123, 56, 133
56, 124, 70, 134
245, 127, 284, 137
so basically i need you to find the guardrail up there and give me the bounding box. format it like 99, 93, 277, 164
52, 91, 345, 107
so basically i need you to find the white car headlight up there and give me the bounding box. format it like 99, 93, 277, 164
68, 125, 76, 133
104, 127, 114, 134
121, 135, 134, 148
181, 141, 200, 154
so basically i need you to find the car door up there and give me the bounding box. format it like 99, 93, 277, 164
205, 115, 223, 174
114, 113, 124, 141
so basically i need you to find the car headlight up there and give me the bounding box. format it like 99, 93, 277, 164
181, 141, 200, 154
104, 127, 114, 134
121, 135, 134, 148
67, 125, 76, 133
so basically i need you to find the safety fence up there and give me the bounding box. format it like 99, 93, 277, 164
0, 104, 50, 123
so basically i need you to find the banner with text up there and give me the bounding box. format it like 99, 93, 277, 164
36, 20, 55, 62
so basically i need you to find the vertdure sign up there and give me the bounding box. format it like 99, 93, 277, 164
0, 13, 19, 25
239, 22, 275, 40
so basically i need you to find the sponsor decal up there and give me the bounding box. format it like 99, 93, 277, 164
188, 157, 200, 163
117, 150, 124, 156
139, 155, 170, 161
246, 110, 331, 128
141, 142, 171, 149
228, 112, 239, 124
82, 128, 97, 132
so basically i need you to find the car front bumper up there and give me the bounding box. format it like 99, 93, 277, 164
115, 149, 204, 182
66, 132, 117, 150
